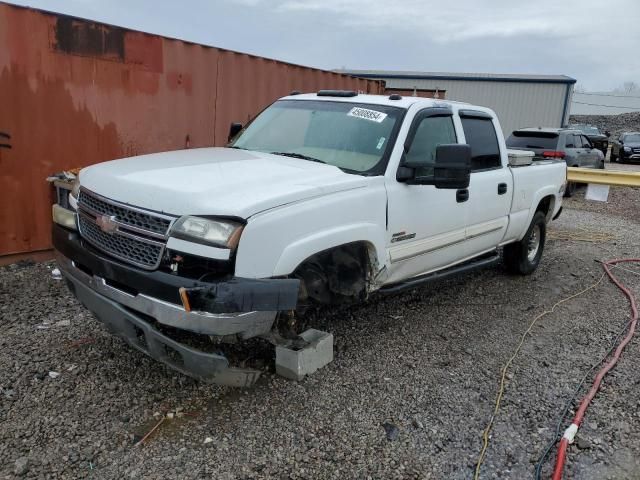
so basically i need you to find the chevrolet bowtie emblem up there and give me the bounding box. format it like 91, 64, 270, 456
96, 215, 118, 234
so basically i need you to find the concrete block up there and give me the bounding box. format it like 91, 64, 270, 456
275, 329, 334, 381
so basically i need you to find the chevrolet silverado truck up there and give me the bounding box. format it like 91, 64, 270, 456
52, 91, 566, 386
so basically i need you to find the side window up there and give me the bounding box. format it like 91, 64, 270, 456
575, 135, 585, 148
405, 115, 457, 178
581, 135, 591, 148
565, 134, 576, 148
460, 116, 501, 171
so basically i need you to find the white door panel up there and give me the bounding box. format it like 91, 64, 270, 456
466, 168, 512, 255
385, 242, 468, 284
386, 184, 468, 280
389, 227, 466, 263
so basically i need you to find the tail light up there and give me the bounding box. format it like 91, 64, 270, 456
542, 150, 566, 159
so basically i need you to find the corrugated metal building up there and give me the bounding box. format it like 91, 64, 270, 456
571, 91, 640, 115
338, 70, 576, 137
0, 3, 382, 260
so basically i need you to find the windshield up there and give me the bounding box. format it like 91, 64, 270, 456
573, 125, 601, 135
230, 100, 404, 174
624, 134, 640, 143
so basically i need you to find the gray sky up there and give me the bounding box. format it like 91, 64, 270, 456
8, 0, 640, 91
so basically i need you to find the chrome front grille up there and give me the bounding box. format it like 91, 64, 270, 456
78, 190, 172, 236
77, 189, 175, 270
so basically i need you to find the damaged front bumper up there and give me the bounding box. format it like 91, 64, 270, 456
53, 225, 300, 385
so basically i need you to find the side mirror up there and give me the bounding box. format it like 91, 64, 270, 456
432, 144, 471, 189
605, 131, 611, 138
228, 122, 243, 142
399, 144, 471, 189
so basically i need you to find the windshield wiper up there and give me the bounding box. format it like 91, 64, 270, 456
270, 151, 326, 164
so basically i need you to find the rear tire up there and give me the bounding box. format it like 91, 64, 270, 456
563, 181, 576, 197
503, 211, 546, 275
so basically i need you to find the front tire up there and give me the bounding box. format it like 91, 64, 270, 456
503, 211, 546, 275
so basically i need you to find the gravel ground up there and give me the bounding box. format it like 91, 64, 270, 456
569, 112, 640, 139
563, 161, 640, 225
2, 188, 640, 479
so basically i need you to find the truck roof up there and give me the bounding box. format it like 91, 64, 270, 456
280, 92, 473, 110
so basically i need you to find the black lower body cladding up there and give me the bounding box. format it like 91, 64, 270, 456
186, 279, 300, 313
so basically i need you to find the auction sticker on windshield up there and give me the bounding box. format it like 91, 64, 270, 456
347, 107, 388, 123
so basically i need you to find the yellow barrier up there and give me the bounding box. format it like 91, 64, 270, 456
567, 167, 640, 187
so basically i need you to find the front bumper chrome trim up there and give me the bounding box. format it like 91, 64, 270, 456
56, 252, 276, 338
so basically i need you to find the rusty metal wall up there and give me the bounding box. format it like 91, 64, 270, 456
0, 3, 383, 257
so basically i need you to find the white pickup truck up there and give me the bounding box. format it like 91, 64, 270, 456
52, 91, 566, 385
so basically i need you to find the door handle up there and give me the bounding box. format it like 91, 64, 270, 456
498, 183, 508, 195
456, 189, 469, 203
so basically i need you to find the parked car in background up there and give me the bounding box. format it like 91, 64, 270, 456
507, 128, 604, 197
610, 132, 640, 163
570, 124, 610, 156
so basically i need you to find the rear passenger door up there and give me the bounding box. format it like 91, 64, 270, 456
580, 135, 600, 167
460, 111, 512, 257
573, 134, 588, 167
563, 134, 581, 167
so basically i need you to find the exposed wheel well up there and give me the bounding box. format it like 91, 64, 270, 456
291, 241, 378, 306
536, 195, 556, 222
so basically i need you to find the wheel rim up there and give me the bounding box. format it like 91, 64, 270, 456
527, 224, 541, 262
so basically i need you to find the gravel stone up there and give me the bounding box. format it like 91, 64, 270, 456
576, 436, 592, 450
2, 171, 640, 479
570, 112, 640, 139
14, 457, 29, 476
382, 422, 400, 441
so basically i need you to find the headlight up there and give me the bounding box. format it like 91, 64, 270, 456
170, 216, 244, 249
624, 146, 631, 152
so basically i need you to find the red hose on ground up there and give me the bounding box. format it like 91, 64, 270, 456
551, 258, 640, 480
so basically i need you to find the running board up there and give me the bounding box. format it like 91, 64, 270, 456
378, 252, 501, 295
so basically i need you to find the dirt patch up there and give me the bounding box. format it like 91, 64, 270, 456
564, 184, 640, 225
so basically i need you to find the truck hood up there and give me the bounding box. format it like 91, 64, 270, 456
79, 148, 367, 218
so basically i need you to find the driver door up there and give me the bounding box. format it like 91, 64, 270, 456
385, 110, 469, 284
